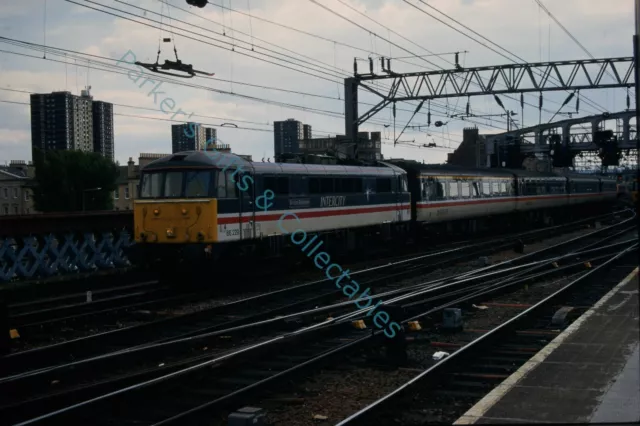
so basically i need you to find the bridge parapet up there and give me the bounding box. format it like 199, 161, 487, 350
0, 211, 134, 282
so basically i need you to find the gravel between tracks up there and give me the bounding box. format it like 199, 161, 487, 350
8, 225, 599, 353
249, 225, 601, 426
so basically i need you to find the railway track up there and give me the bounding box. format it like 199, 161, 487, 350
336, 246, 638, 426
6, 211, 621, 350
2, 212, 627, 376
7, 280, 165, 326
2, 216, 635, 425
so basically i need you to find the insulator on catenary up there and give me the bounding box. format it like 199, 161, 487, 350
562, 92, 575, 107
627, 91, 630, 109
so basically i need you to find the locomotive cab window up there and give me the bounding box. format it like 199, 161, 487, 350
225, 170, 238, 198
216, 171, 227, 198
163, 172, 183, 198
140, 172, 163, 198
185, 170, 211, 198
139, 170, 215, 199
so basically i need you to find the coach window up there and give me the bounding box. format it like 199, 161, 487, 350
320, 178, 334, 193
163, 171, 183, 198
354, 178, 363, 193
309, 177, 321, 194
482, 180, 491, 197
276, 177, 289, 195
263, 176, 277, 194
376, 178, 392, 193
422, 179, 432, 201
185, 170, 211, 197
492, 180, 500, 196
425, 178, 444, 201
225, 170, 238, 198
460, 181, 471, 198
339, 178, 354, 193
290, 176, 306, 196
472, 181, 481, 198
448, 179, 459, 199
501, 181, 509, 195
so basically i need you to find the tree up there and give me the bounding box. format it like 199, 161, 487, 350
31, 149, 119, 212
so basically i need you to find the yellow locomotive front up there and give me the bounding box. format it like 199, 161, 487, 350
129, 152, 224, 266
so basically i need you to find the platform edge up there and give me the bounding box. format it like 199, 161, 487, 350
453, 266, 640, 425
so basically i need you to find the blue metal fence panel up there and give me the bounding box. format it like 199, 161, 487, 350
0, 230, 133, 282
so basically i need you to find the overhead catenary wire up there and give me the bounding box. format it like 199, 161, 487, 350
0, 36, 508, 132
110, 0, 518, 130
111, 0, 507, 127
203, 0, 561, 120
533, 0, 633, 97
307, 0, 582, 120
405, 0, 609, 114
71, 0, 345, 83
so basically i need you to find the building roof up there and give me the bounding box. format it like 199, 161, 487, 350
0, 165, 29, 179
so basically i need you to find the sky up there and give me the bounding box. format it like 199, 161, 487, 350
0, 0, 635, 166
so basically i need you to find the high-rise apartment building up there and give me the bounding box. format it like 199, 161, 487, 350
204, 127, 217, 150
92, 101, 114, 161
30, 89, 114, 161
274, 119, 304, 158
303, 124, 312, 140
171, 123, 218, 153
171, 123, 202, 152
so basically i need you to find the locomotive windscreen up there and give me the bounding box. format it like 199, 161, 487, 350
139, 169, 214, 199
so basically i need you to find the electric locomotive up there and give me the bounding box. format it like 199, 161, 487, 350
131, 150, 411, 265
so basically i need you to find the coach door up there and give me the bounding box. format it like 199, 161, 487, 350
395, 173, 402, 222
239, 172, 256, 240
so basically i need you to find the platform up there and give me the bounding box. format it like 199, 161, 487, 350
455, 266, 640, 424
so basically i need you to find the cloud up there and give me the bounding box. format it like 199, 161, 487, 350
0, 0, 634, 166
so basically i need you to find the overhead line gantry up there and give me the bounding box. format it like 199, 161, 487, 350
345, 57, 636, 144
